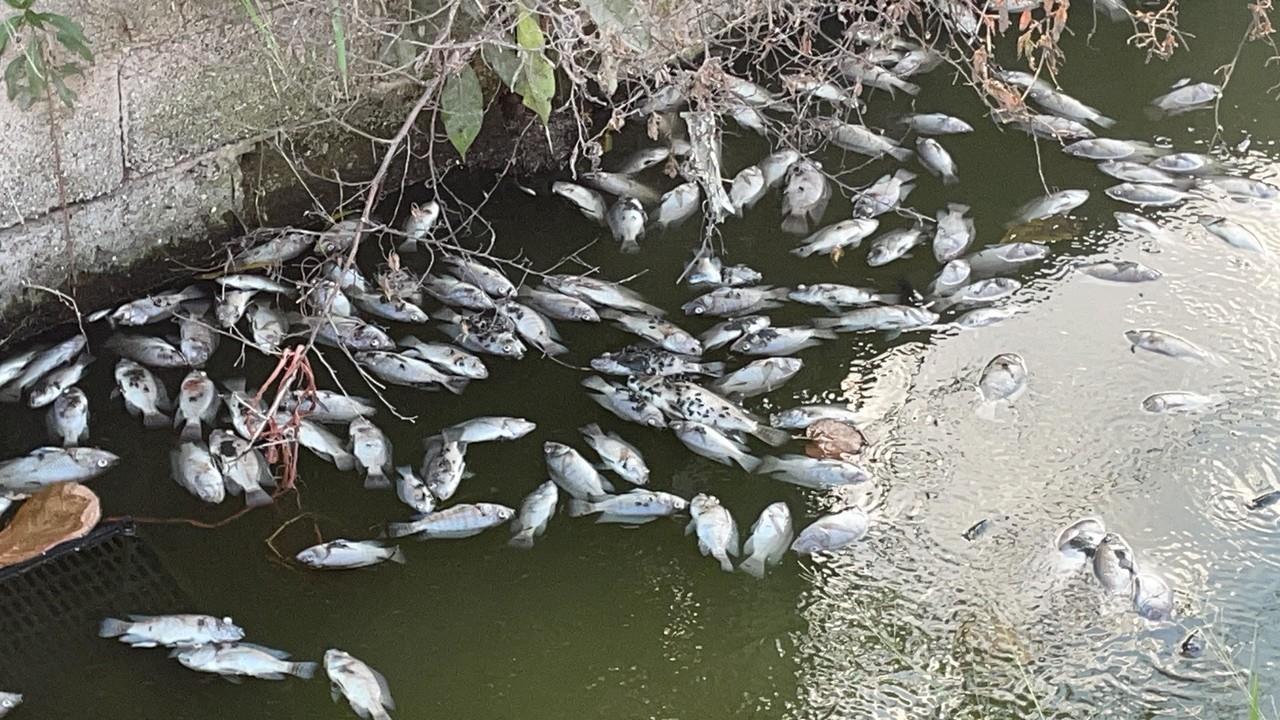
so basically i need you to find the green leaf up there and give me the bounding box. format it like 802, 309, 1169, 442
441, 63, 484, 159
0, 17, 15, 55
331, 8, 348, 89
50, 69, 75, 107
42, 13, 93, 62
5, 0, 34, 10
4, 55, 25, 101
514, 7, 545, 52
481, 41, 520, 90
517, 51, 554, 122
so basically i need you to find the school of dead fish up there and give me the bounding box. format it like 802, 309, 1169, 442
0, 3, 1267, 716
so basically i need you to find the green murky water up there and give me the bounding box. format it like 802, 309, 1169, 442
6, 2, 1280, 717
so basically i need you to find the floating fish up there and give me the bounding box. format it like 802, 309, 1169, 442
295, 539, 405, 569
686, 494, 739, 572
792, 508, 869, 555
174, 643, 318, 681
385, 503, 515, 540
99, 613, 244, 648
739, 502, 793, 578
509, 480, 559, 548
566, 489, 689, 524
325, 649, 396, 720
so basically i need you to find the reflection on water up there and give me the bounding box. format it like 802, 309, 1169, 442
5, 3, 1280, 719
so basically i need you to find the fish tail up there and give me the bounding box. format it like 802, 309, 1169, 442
620, 239, 642, 254
810, 328, 839, 341
899, 80, 921, 96
333, 451, 357, 473
507, 531, 535, 550
538, 339, 570, 357
178, 419, 203, 442
98, 617, 130, 638
780, 213, 810, 236
752, 425, 791, 447
754, 456, 779, 475
716, 552, 735, 573
441, 376, 471, 395
888, 146, 914, 162
739, 554, 766, 578
734, 451, 762, 473
387, 544, 408, 564
810, 317, 840, 331
364, 468, 392, 490
396, 238, 420, 253
565, 499, 598, 517
1093, 114, 1117, 129
245, 487, 274, 508
383, 522, 418, 539
289, 661, 319, 680
942, 171, 959, 186
699, 361, 727, 377
143, 410, 171, 430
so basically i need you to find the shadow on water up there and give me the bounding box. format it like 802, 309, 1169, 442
4, 1, 1280, 718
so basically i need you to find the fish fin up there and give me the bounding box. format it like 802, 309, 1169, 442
364, 468, 392, 490
222, 477, 244, 496
899, 80, 921, 96
942, 172, 959, 186
810, 328, 839, 340
397, 238, 420, 253
384, 522, 420, 539
780, 214, 811, 236
333, 451, 357, 472
734, 452, 762, 473
245, 487, 273, 508
121, 636, 156, 647
98, 618, 130, 638
684, 518, 696, 536
290, 662, 320, 680
717, 553, 735, 572
597, 513, 657, 524
751, 425, 791, 447
330, 684, 342, 703
387, 545, 407, 564
236, 642, 291, 659
507, 532, 535, 549
178, 419, 203, 442
579, 423, 603, 439
143, 410, 171, 430
1093, 114, 1117, 128
755, 456, 779, 475
537, 339, 570, 357
565, 498, 598, 517
598, 477, 616, 493
221, 674, 247, 684
441, 376, 470, 395
888, 146, 913, 162
700, 362, 727, 377
739, 554, 766, 578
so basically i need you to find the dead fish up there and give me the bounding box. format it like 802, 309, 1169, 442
351, 292, 430, 324
508, 480, 558, 548
1011, 189, 1089, 224
1014, 114, 1095, 140
171, 441, 226, 504
1124, 329, 1209, 361
517, 287, 601, 323
739, 502, 793, 578
607, 197, 647, 253
566, 488, 688, 524
324, 650, 396, 720
499, 300, 569, 357
115, 359, 171, 429
398, 335, 489, 379
685, 493, 740, 571
866, 226, 925, 267
110, 286, 205, 326
581, 423, 649, 486
552, 181, 608, 225
899, 112, 973, 135
386, 503, 515, 540
1078, 260, 1162, 282
1027, 84, 1115, 128
1097, 161, 1180, 185
669, 420, 759, 470
792, 218, 879, 258
709, 357, 803, 398
175, 370, 219, 441
791, 508, 869, 555
933, 203, 975, 262
27, 352, 94, 409
348, 417, 393, 490
1105, 182, 1191, 208
615, 146, 670, 175
354, 351, 469, 394
47, 386, 89, 446
215, 289, 256, 329
292, 419, 357, 471
544, 275, 665, 316
1141, 391, 1224, 414
700, 315, 771, 351
852, 170, 915, 218
1199, 216, 1263, 251
581, 376, 667, 428
421, 275, 495, 312
580, 171, 662, 205
837, 57, 919, 96
1150, 81, 1220, 116
601, 310, 701, 355
780, 160, 831, 235
1063, 138, 1147, 160
209, 429, 274, 508
246, 300, 289, 352
1, 335, 88, 401
173, 643, 318, 681
758, 149, 801, 189
681, 286, 788, 317
396, 201, 440, 251
231, 230, 313, 269
0, 446, 119, 493
821, 120, 912, 161
98, 613, 244, 648
651, 182, 701, 231
729, 166, 766, 215
916, 137, 958, 185
296, 539, 405, 569
1151, 152, 1211, 174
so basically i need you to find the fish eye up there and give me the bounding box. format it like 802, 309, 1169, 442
97, 458, 109, 468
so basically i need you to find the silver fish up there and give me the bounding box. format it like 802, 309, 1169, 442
650, 183, 701, 231
1015, 113, 1095, 140
355, 351, 469, 394
517, 287, 601, 322
1134, 572, 1174, 621
394, 465, 435, 515
603, 310, 701, 355
795, 218, 880, 259
1105, 182, 1190, 207
852, 170, 916, 218
866, 226, 925, 267
700, 315, 771, 351
349, 417, 393, 490
954, 307, 1013, 329
98, 613, 244, 648
792, 508, 869, 555
567, 489, 688, 524
607, 197, 647, 253
352, 292, 429, 324
174, 643, 318, 681
544, 275, 664, 316
115, 359, 171, 429
581, 423, 649, 486
1057, 516, 1106, 561
933, 203, 975, 262
1027, 85, 1115, 128
916, 137, 958, 184
579, 171, 662, 205
1124, 329, 1208, 361
246, 300, 289, 352
440, 416, 536, 444
770, 404, 857, 430
592, 345, 723, 378
615, 146, 671, 175
724, 74, 776, 107
759, 149, 801, 189
757, 454, 871, 489
789, 282, 892, 309
780, 160, 831, 235
175, 370, 219, 441
293, 419, 357, 471
398, 335, 488, 379
47, 386, 89, 446
782, 73, 858, 107
669, 420, 760, 471
686, 493, 739, 572
171, 441, 226, 504
26, 352, 94, 409
739, 502, 794, 578
837, 57, 919, 96
553, 181, 608, 225
1078, 260, 1162, 282
110, 286, 205, 326
215, 289, 255, 329
1141, 391, 1223, 414
421, 275, 494, 312
927, 258, 971, 297
1114, 211, 1165, 238
1199, 216, 1263, 251
215, 274, 294, 295
0, 346, 39, 391
231, 230, 313, 269
209, 429, 274, 508
431, 308, 526, 359
646, 379, 789, 445
682, 286, 787, 317
812, 306, 938, 333
385, 502, 515, 540
105, 332, 187, 368
545, 441, 614, 500
315, 219, 365, 256
731, 327, 833, 356
398, 202, 439, 249
965, 242, 1049, 275
500, 300, 569, 356
978, 353, 1027, 414
281, 390, 376, 423
581, 376, 667, 428
421, 435, 468, 501
303, 280, 354, 317
1093, 533, 1136, 595
309, 313, 396, 353
178, 309, 219, 367
0, 446, 118, 494
0, 335, 87, 401
1151, 152, 1211, 174
1098, 160, 1179, 185
1150, 81, 1220, 116
325, 650, 395, 720
821, 120, 912, 161
727, 104, 768, 135
0, 693, 20, 717
900, 112, 973, 135
1196, 174, 1280, 201
729, 165, 766, 215
509, 480, 559, 548
296, 540, 405, 570
1012, 189, 1089, 224
1063, 138, 1145, 160
709, 357, 803, 398
892, 48, 943, 77
939, 277, 1022, 307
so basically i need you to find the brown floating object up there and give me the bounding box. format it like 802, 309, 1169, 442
804, 419, 866, 462
0, 482, 101, 568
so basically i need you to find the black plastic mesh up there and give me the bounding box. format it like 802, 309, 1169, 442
0, 520, 188, 690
